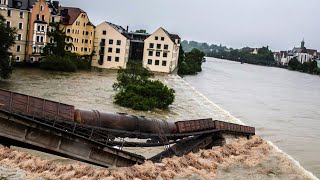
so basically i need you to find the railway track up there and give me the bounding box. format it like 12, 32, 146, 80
0, 89, 256, 167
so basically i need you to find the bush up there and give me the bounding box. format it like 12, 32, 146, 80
113, 62, 175, 111
40, 55, 77, 72
178, 48, 206, 76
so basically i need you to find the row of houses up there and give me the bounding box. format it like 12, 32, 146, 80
0, 0, 181, 73
274, 40, 319, 65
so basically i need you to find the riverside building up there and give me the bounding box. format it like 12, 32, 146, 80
91, 22, 130, 69
59, 7, 95, 56
143, 27, 181, 73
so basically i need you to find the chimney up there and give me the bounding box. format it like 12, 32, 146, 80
126, 26, 129, 32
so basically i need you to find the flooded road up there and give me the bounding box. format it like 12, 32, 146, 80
184, 57, 320, 177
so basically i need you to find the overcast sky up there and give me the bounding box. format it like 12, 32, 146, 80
59, 0, 320, 51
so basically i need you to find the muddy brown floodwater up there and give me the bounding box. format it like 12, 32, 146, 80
0, 67, 318, 179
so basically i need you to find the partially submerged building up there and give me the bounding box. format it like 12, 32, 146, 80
143, 27, 181, 73
92, 22, 130, 69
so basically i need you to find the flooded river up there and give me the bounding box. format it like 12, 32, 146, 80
184, 57, 320, 177
0, 60, 318, 178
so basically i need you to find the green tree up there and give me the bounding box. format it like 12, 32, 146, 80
42, 22, 73, 57
113, 62, 175, 111
178, 48, 206, 76
0, 14, 16, 79
288, 57, 302, 71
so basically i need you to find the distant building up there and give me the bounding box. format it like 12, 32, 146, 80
287, 40, 318, 64
240, 47, 259, 54
59, 7, 95, 56
143, 27, 181, 73
92, 22, 130, 69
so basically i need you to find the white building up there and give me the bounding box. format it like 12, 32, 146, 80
92, 22, 130, 69
143, 27, 181, 73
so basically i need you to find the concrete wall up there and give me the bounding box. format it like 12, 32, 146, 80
92, 22, 130, 69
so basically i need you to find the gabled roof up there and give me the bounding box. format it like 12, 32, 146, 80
99, 21, 130, 39
307, 49, 317, 55
157, 27, 181, 44
59, 7, 94, 26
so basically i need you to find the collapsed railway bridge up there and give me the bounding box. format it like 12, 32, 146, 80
0, 89, 255, 167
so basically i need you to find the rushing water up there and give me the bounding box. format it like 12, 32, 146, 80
0, 61, 318, 178
184, 57, 320, 177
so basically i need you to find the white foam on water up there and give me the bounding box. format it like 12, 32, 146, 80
172, 75, 318, 180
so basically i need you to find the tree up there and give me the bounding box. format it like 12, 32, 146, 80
178, 47, 206, 76
42, 22, 73, 57
288, 57, 302, 71
0, 14, 16, 79
113, 62, 175, 111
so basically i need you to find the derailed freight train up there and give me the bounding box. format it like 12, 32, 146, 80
0, 89, 255, 135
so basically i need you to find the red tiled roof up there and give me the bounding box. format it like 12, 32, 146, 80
59, 7, 93, 26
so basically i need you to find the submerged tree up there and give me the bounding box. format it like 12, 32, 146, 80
113, 62, 175, 111
0, 14, 16, 79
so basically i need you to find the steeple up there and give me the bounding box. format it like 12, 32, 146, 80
301, 38, 305, 49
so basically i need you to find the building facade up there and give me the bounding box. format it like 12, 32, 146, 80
92, 22, 130, 69
143, 27, 181, 73
59, 7, 94, 56
0, 0, 30, 62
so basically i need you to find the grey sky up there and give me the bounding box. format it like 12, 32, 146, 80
59, 0, 320, 51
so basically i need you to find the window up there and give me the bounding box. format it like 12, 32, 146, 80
102, 30, 106, 35
109, 39, 113, 45
164, 44, 168, 49
20, 11, 24, 19
107, 56, 112, 61
41, 25, 44, 31
117, 40, 121, 45
36, 36, 40, 42
40, 5, 43, 11
116, 48, 120, 53
16, 56, 20, 62
86, 31, 89, 35
42, 15, 45, 21
156, 52, 160, 57
7, 10, 11, 17
161, 37, 165, 41
18, 23, 23, 29
155, 36, 158, 40
149, 43, 154, 48
6, 21, 10, 27
157, 44, 161, 49
85, 39, 88, 44
163, 52, 168, 58
108, 47, 112, 53
148, 51, 153, 56
17, 34, 22, 41
36, 14, 40, 20
51, 17, 55, 22
16, 45, 21, 52
162, 60, 167, 66
99, 55, 104, 65
40, 36, 44, 42
37, 25, 41, 31
115, 57, 120, 62
84, 48, 88, 52
33, 47, 36, 53
83, 23, 86, 27
67, 29, 71, 33
155, 60, 160, 65
148, 59, 152, 65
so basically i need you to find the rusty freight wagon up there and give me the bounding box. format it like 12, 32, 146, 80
0, 89, 74, 122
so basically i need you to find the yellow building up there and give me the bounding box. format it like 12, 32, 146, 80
143, 27, 181, 73
59, 7, 95, 56
0, 0, 30, 62
92, 22, 130, 69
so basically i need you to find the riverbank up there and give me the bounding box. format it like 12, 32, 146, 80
0, 68, 318, 179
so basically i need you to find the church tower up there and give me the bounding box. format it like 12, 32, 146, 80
301, 39, 305, 49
